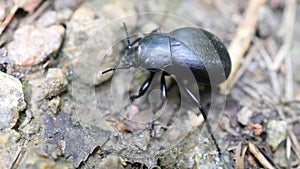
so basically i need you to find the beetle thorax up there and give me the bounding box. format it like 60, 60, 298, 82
138, 34, 172, 70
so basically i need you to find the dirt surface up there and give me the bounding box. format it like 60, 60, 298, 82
0, 0, 299, 169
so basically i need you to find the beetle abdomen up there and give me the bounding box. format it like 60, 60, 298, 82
169, 27, 231, 85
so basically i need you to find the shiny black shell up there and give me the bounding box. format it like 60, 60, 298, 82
138, 27, 231, 85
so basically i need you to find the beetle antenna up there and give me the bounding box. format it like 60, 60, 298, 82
102, 65, 131, 74
102, 68, 116, 74
123, 22, 132, 48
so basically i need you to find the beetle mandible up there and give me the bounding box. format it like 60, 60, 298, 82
102, 23, 231, 155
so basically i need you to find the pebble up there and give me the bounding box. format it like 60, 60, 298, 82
236, 107, 252, 126
266, 120, 287, 151
7, 25, 65, 66
0, 71, 26, 129
54, 0, 83, 10
36, 9, 73, 27
42, 68, 68, 98
0, 72, 26, 129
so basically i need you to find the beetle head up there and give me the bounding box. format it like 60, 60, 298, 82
123, 44, 140, 66
102, 23, 140, 74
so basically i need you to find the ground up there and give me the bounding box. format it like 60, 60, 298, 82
0, 0, 299, 169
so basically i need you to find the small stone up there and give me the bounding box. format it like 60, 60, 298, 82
36, 9, 73, 27
0, 71, 26, 129
54, 0, 82, 10
7, 25, 65, 66
236, 107, 252, 126
36, 10, 57, 27
266, 120, 287, 151
98, 155, 124, 169
42, 68, 68, 98
48, 97, 60, 114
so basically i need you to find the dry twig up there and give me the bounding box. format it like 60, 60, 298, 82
271, 0, 296, 70
276, 108, 300, 163
286, 116, 300, 124
236, 142, 248, 169
259, 44, 281, 97
225, 41, 258, 92
220, 0, 266, 94
0, 4, 19, 36
21, 0, 51, 25
248, 142, 275, 169
284, 54, 293, 101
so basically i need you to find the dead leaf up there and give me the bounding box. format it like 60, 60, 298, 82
249, 123, 263, 136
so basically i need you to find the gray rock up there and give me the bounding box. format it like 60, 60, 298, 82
62, 0, 136, 86
42, 68, 68, 98
0, 129, 22, 169
7, 25, 65, 66
160, 135, 233, 169
266, 120, 287, 151
236, 107, 253, 126
0, 71, 26, 129
43, 111, 111, 168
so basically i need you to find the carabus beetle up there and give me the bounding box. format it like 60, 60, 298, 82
103, 23, 231, 155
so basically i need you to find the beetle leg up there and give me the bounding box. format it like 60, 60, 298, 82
160, 71, 167, 100
130, 72, 155, 102
150, 72, 168, 135
152, 71, 168, 113
179, 82, 222, 156
182, 85, 207, 119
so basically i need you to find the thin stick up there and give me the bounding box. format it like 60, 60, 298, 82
284, 54, 293, 101
277, 107, 300, 162
220, 0, 266, 94
226, 41, 258, 92
271, 0, 296, 70
21, 0, 51, 25
259, 44, 281, 97
286, 116, 300, 124
236, 142, 248, 169
197, 103, 222, 156
248, 142, 275, 169
9, 147, 22, 169
0, 4, 19, 36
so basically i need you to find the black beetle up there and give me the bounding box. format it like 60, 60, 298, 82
103, 23, 231, 155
